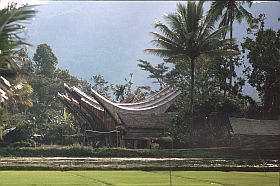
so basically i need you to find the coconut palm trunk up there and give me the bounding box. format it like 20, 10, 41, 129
190, 58, 195, 141
190, 58, 195, 114
229, 17, 234, 92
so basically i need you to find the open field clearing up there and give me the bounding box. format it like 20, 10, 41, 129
0, 170, 278, 186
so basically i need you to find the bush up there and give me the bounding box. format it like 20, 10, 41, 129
43, 120, 79, 145
3, 121, 34, 144
0, 146, 278, 159
9, 141, 34, 148
150, 142, 159, 149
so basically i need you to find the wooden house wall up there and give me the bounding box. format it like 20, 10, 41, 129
123, 128, 165, 139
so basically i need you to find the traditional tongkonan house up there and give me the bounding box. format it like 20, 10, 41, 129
57, 83, 181, 148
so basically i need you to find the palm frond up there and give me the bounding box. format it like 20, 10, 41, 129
144, 49, 179, 59
177, 3, 190, 37
154, 21, 180, 43
208, 1, 227, 24
238, 5, 253, 23
197, 1, 205, 19
149, 32, 182, 49
198, 14, 216, 40
208, 0, 252, 37
164, 13, 180, 31
186, 1, 199, 33
198, 25, 230, 49
146, 1, 237, 66
0, 4, 37, 66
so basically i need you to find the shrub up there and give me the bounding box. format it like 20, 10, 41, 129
3, 120, 34, 144
9, 141, 34, 148
43, 120, 78, 145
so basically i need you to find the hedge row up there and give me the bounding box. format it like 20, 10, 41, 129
0, 146, 279, 159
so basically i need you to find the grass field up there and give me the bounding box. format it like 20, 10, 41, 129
0, 171, 278, 185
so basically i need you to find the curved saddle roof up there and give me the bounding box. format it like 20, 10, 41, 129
64, 83, 102, 109
59, 84, 181, 131
90, 88, 181, 124
57, 92, 88, 126
64, 83, 178, 109
117, 86, 178, 109
58, 92, 105, 131
80, 98, 116, 131
117, 86, 171, 107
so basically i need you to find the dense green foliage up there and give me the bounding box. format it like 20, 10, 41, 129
208, 1, 253, 92
0, 44, 88, 146
33, 44, 58, 77
0, 4, 36, 110
0, 4, 36, 66
137, 59, 169, 89
0, 4, 38, 146
242, 15, 280, 119
0, 146, 279, 159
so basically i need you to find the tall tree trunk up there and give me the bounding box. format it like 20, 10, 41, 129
223, 76, 227, 97
229, 18, 234, 94
189, 58, 195, 145
222, 33, 227, 97
190, 58, 195, 115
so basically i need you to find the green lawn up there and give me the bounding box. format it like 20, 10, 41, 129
0, 171, 278, 186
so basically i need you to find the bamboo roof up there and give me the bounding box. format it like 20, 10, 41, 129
64, 83, 177, 109
57, 92, 88, 126
118, 112, 175, 129
90, 87, 181, 124
229, 117, 280, 136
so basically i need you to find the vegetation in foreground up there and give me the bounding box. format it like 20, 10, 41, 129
0, 156, 278, 171
0, 146, 279, 159
1, 146, 278, 171
0, 171, 278, 186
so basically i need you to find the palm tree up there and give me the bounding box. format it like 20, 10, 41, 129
0, 3, 36, 74
208, 1, 253, 92
145, 2, 230, 137
0, 3, 36, 106
145, 1, 232, 139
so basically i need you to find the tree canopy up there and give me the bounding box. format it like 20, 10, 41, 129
242, 16, 280, 119
33, 44, 58, 77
